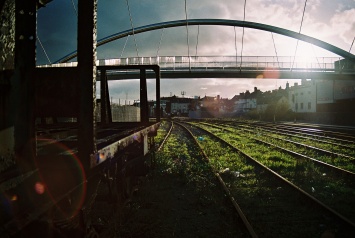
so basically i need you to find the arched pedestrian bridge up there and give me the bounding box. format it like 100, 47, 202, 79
40, 19, 355, 80
41, 55, 355, 80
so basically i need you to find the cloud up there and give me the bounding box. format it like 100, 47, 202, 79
329, 8, 355, 49
37, 0, 352, 100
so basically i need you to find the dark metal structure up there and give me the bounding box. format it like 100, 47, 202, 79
0, 0, 160, 236
57, 18, 355, 64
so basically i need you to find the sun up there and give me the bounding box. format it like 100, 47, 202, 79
293, 42, 320, 67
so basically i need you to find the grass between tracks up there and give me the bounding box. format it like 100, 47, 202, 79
101, 121, 248, 237
192, 121, 355, 225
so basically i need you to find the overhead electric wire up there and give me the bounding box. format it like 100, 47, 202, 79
291, 0, 308, 71
37, 35, 51, 64
125, 0, 139, 57
184, 0, 191, 70
240, 0, 247, 71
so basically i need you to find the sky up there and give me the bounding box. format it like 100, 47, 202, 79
36, 0, 355, 102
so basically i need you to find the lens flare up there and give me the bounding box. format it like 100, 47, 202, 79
34, 182, 45, 195
262, 67, 280, 79
34, 138, 87, 219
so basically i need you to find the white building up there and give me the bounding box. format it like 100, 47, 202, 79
234, 98, 257, 113
288, 79, 317, 113
171, 101, 190, 115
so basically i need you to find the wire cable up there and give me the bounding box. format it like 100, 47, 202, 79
184, 0, 191, 69
349, 35, 355, 53
70, 0, 78, 17
156, 28, 165, 57
37, 35, 51, 64
311, 44, 322, 69
120, 35, 130, 57
125, 0, 139, 57
234, 26, 238, 68
240, 0, 247, 71
195, 25, 200, 58
340, 35, 355, 71
271, 32, 280, 69
291, 0, 308, 71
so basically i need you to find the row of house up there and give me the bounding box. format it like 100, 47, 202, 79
153, 78, 355, 124
102, 77, 354, 124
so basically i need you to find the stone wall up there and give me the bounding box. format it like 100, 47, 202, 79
0, 0, 15, 71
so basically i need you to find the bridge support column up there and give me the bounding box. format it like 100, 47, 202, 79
155, 67, 161, 122
140, 69, 149, 123
100, 69, 111, 124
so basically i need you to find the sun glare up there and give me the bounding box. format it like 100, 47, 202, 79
294, 43, 320, 68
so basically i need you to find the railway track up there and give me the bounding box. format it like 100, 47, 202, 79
240, 124, 355, 156
210, 120, 355, 172
206, 121, 355, 174
158, 121, 255, 237
248, 121, 355, 145
169, 119, 355, 237
192, 120, 355, 222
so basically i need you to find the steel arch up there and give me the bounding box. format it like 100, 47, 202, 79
56, 18, 355, 63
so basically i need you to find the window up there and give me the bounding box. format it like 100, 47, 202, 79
300, 103, 304, 109
295, 103, 298, 110
308, 102, 311, 110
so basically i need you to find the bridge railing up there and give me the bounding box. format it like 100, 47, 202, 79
97, 56, 344, 72
39, 56, 345, 72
